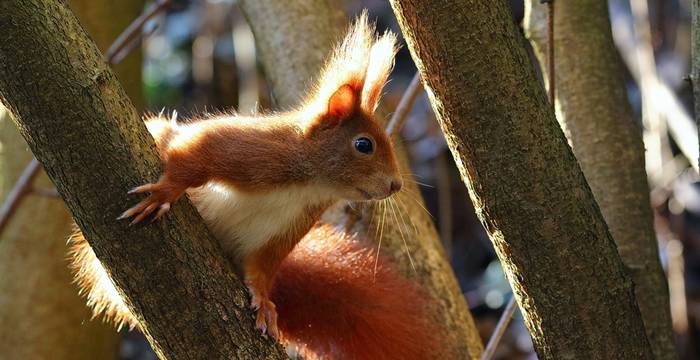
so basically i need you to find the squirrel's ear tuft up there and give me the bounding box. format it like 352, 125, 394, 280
304, 11, 398, 129
327, 84, 358, 121
361, 32, 398, 113
305, 13, 370, 119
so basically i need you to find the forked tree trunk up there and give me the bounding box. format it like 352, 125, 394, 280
525, 1, 676, 358
0, 1, 287, 358
238, 1, 484, 358
389, 0, 653, 358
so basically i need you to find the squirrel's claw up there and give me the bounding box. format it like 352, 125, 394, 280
153, 203, 171, 222
247, 283, 280, 339
255, 299, 279, 339
118, 199, 150, 220
119, 181, 180, 224
129, 202, 159, 225
128, 183, 155, 194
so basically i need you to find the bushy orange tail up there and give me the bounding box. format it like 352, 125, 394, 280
68, 230, 138, 330
69, 224, 439, 359
273, 225, 440, 360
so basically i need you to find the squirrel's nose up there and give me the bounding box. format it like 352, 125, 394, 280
389, 179, 403, 194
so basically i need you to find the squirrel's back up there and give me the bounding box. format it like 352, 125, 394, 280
146, 114, 333, 262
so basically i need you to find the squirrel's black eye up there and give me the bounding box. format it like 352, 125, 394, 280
354, 137, 374, 155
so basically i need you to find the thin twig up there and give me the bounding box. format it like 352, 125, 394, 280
629, 0, 676, 182
104, 0, 171, 64
111, 22, 160, 65
0, 159, 42, 235
32, 187, 61, 198
481, 296, 518, 360
542, 0, 555, 106
385, 72, 422, 136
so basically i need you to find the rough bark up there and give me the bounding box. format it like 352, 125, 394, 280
0, 1, 287, 359
238, 1, 484, 358
0, 107, 120, 360
0, 1, 144, 356
70, 0, 144, 111
694, 0, 700, 169
525, 1, 676, 358
389, 0, 653, 358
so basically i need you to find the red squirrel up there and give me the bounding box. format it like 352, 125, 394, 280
70, 14, 439, 359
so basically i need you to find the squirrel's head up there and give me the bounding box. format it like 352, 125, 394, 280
302, 13, 401, 201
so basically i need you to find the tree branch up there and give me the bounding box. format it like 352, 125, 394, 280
694, 0, 700, 170
0, 159, 40, 236
0, 1, 286, 358
525, 1, 676, 358
389, 0, 653, 358
102, 0, 171, 65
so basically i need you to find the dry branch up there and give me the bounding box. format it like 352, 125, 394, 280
0, 159, 40, 236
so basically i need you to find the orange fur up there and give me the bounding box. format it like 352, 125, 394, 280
68, 11, 432, 355
242, 202, 331, 337
68, 230, 135, 330
274, 225, 441, 360
69, 225, 441, 359
116, 13, 402, 335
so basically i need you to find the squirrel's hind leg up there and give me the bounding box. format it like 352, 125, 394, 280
242, 235, 300, 339
246, 277, 280, 338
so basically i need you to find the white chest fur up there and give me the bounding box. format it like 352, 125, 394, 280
187, 182, 330, 260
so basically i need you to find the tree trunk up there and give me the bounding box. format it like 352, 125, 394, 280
70, 0, 144, 111
0, 1, 287, 359
0, 0, 146, 356
693, 0, 700, 169
389, 0, 654, 358
238, 1, 484, 358
0, 107, 120, 360
524, 1, 676, 358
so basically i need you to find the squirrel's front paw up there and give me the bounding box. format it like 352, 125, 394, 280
118, 181, 182, 225
247, 284, 280, 339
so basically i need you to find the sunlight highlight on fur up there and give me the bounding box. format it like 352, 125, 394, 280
302, 11, 398, 121
67, 231, 137, 331
362, 31, 398, 112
